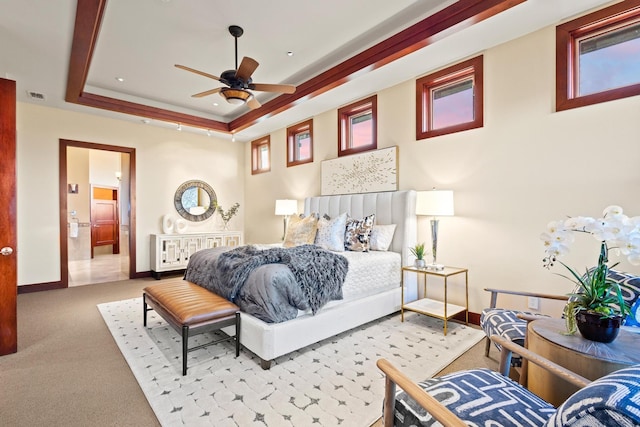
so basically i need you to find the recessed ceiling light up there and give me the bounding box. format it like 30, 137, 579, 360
115, 77, 125, 82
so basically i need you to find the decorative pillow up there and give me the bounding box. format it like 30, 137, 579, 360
344, 214, 375, 252
315, 212, 348, 252
283, 215, 318, 248
370, 224, 397, 251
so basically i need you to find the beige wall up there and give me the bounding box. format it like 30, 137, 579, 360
15, 20, 640, 315
244, 25, 640, 314
16, 103, 245, 285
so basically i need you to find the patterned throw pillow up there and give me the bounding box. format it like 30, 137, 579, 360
344, 214, 375, 252
370, 224, 397, 251
315, 212, 348, 252
283, 214, 318, 248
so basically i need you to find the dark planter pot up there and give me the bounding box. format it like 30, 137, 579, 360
576, 310, 622, 343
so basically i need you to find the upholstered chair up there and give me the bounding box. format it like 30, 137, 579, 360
377, 335, 640, 427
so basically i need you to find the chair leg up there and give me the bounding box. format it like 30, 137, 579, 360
484, 336, 491, 357
182, 325, 189, 376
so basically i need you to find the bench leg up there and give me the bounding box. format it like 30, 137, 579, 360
182, 325, 189, 376
235, 312, 241, 357
143, 294, 148, 327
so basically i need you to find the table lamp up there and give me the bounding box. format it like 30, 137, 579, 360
275, 199, 297, 240
416, 189, 454, 270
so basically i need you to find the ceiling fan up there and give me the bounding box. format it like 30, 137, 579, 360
175, 25, 296, 110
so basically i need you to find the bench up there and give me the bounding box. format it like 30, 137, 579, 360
143, 279, 240, 375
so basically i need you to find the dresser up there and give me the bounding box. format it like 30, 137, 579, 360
150, 231, 243, 279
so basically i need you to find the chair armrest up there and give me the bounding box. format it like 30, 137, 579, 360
377, 359, 467, 427
484, 288, 568, 308
517, 313, 545, 322
492, 334, 591, 389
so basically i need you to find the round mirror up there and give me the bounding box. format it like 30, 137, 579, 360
174, 180, 217, 222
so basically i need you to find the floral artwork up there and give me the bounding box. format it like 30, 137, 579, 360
321, 146, 397, 195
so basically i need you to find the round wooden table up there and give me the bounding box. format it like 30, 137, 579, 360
527, 318, 640, 406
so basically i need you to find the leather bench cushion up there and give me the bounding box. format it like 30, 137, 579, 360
144, 280, 239, 326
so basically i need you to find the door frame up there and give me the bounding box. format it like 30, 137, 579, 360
59, 139, 137, 287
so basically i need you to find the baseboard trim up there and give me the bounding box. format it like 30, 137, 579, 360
18, 281, 65, 294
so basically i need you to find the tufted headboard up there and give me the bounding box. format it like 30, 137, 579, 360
304, 190, 417, 264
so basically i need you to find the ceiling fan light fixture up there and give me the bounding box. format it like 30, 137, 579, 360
220, 88, 251, 105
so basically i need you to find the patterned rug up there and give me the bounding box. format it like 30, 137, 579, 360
98, 298, 485, 427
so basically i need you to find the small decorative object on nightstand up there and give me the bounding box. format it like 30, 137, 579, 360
410, 242, 426, 268
401, 265, 468, 335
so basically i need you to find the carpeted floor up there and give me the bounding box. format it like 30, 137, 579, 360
0, 277, 499, 426
99, 297, 485, 426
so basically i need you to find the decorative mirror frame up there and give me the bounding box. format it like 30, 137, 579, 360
173, 180, 217, 222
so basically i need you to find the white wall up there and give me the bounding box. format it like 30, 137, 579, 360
244, 25, 640, 314
16, 103, 245, 285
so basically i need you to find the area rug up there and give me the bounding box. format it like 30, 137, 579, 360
98, 298, 485, 427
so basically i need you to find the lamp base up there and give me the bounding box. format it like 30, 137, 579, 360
425, 263, 445, 271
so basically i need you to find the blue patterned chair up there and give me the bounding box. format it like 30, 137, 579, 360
377, 335, 640, 427
480, 269, 640, 364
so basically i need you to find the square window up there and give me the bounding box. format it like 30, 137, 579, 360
416, 56, 483, 140
287, 119, 313, 167
338, 95, 377, 157
251, 136, 270, 175
557, 2, 640, 111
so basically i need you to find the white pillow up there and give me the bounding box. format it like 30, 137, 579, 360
370, 224, 397, 251
315, 212, 347, 252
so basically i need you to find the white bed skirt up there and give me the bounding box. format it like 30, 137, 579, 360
224, 286, 402, 365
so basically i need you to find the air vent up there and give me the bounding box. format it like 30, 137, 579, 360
26, 90, 46, 101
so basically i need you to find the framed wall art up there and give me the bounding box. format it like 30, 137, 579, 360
321, 146, 398, 195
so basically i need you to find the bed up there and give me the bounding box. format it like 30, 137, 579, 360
195, 190, 417, 369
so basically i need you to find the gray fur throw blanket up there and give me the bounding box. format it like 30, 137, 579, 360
185, 244, 348, 316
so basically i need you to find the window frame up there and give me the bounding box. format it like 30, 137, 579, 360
556, 0, 640, 112
251, 135, 271, 175
286, 119, 314, 167
337, 95, 377, 157
416, 55, 483, 140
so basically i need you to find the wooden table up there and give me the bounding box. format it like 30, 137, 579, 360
527, 318, 640, 406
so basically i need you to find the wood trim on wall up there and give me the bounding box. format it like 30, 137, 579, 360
67, 0, 524, 134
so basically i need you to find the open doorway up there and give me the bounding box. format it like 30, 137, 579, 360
59, 140, 136, 287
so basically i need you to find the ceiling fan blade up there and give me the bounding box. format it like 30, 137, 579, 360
235, 57, 259, 81
175, 64, 221, 81
247, 97, 261, 110
251, 83, 296, 94
191, 88, 223, 98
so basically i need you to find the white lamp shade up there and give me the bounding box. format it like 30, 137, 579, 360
275, 199, 297, 215
416, 190, 454, 216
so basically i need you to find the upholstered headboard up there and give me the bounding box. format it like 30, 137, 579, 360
304, 190, 417, 263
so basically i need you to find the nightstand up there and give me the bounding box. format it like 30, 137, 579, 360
401, 265, 469, 335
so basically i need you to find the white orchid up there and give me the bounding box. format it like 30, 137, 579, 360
541, 205, 640, 268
